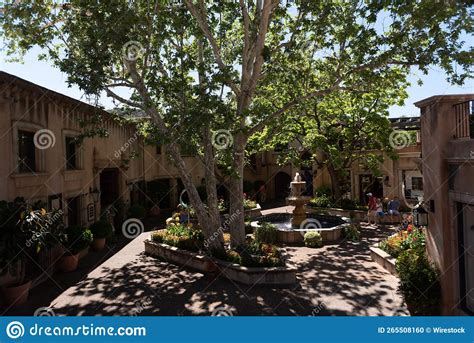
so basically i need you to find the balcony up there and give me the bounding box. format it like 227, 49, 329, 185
453, 100, 474, 139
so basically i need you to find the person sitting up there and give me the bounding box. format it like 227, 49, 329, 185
376, 198, 385, 218
387, 196, 402, 222
388, 196, 401, 216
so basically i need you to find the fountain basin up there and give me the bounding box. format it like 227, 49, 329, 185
251, 213, 350, 244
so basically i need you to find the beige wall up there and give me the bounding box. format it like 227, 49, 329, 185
312, 145, 421, 204
0, 76, 209, 227
416, 94, 474, 316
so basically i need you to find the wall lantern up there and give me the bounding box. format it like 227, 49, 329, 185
413, 203, 429, 227
90, 188, 101, 203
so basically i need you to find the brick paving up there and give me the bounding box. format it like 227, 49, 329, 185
5, 206, 408, 316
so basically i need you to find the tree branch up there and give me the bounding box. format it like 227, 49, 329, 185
185, 0, 241, 96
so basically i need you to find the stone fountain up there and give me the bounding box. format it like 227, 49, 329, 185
286, 172, 312, 228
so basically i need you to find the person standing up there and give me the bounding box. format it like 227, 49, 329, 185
367, 193, 377, 225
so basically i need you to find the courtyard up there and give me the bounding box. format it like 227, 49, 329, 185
2, 207, 407, 317
0, 1, 472, 322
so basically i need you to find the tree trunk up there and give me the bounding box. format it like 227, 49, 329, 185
202, 126, 224, 248
327, 163, 343, 204
228, 132, 246, 247
167, 143, 224, 253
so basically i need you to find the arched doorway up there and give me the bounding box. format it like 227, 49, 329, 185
274, 172, 292, 200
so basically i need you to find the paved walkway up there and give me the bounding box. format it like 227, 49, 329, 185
43, 206, 408, 316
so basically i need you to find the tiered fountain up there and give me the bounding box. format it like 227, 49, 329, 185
251, 172, 348, 244
286, 173, 312, 228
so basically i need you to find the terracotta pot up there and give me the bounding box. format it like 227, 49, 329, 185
91, 238, 106, 251
1, 280, 31, 306
78, 247, 89, 259
58, 254, 79, 272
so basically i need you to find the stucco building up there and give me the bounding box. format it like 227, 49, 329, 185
0, 71, 425, 226
0, 71, 207, 227
415, 94, 474, 315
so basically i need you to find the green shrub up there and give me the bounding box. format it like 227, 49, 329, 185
151, 225, 204, 252
309, 194, 333, 208
343, 224, 360, 241
128, 205, 146, 219
227, 242, 284, 267
244, 221, 254, 235
89, 220, 113, 239
243, 198, 257, 210
338, 198, 367, 210
66, 226, 93, 254
379, 228, 425, 258
304, 231, 323, 248
315, 185, 332, 197
396, 249, 441, 315
254, 222, 277, 244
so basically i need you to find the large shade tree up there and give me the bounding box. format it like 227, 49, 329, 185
250, 67, 409, 203
2, 0, 472, 252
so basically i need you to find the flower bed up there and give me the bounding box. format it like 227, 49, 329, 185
374, 226, 441, 315
145, 223, 296, 285
144, 239, 217, 272
144, 238, 296, 285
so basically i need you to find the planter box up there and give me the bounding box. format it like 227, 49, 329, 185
306, 206, 367, 221
144, 240, 296, 285
370, 246, 397, 276
306, 206, 409, 225
144, 240, 217, 273
244, 205, 262, 219
214, 259, 296, 285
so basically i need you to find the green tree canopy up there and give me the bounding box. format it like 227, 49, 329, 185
2, 0, 472, 249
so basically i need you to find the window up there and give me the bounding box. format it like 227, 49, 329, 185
65, 136, 77, 170
412, 177, 423, 191
18, 130, 36, 173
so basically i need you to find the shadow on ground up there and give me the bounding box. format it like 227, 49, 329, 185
40, 224, 407, 316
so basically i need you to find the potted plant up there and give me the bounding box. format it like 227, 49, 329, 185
0, 199, 33, 305
89, 220, 113, 251
59, 226, 93, 272
26, 207, 66, 274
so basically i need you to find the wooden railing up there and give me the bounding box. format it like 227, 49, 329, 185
453, 100, 474, 139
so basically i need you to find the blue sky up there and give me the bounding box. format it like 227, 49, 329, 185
0, 44, 472, 118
